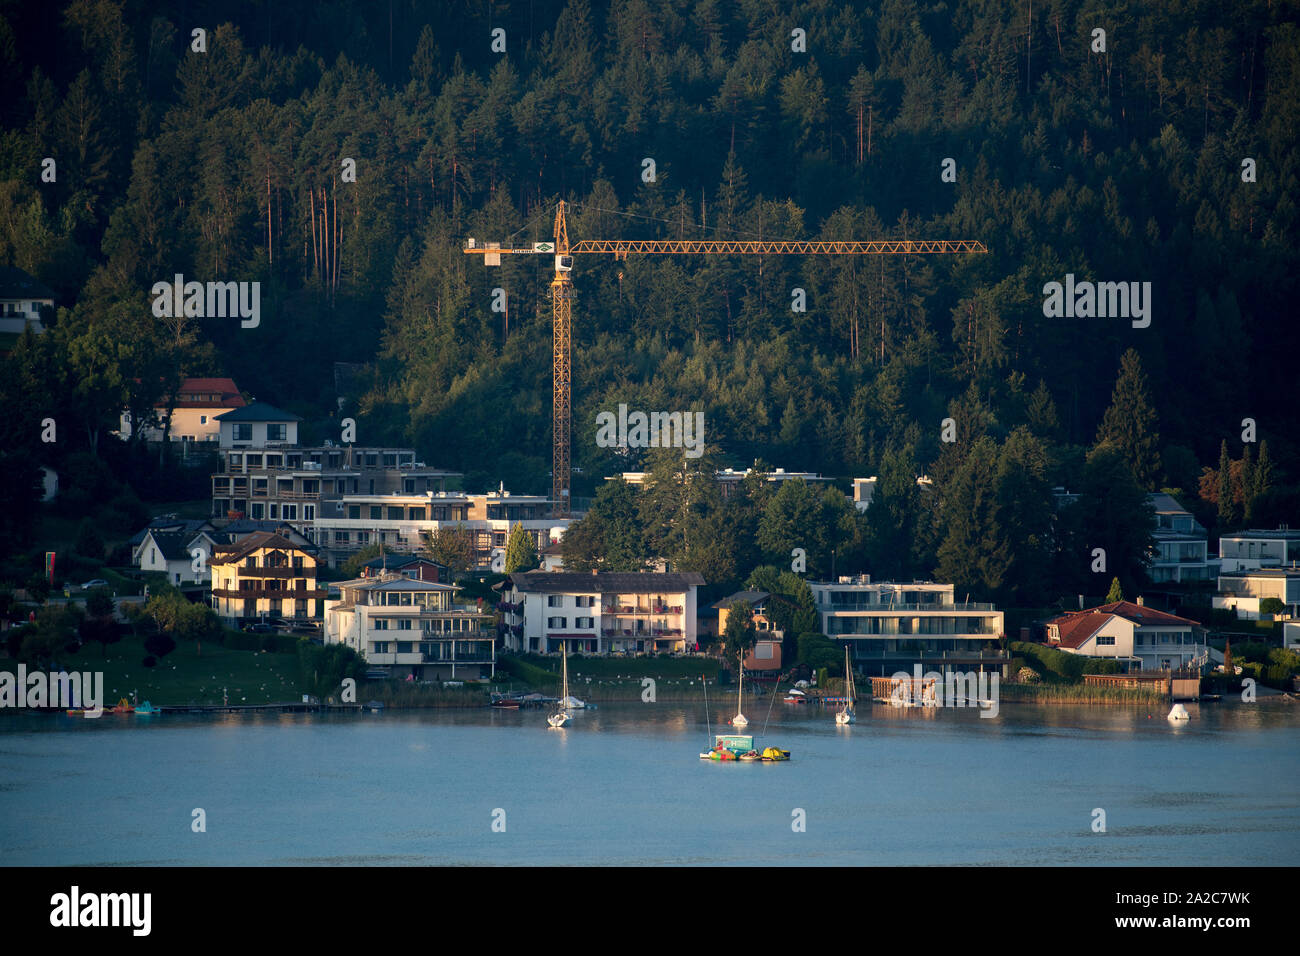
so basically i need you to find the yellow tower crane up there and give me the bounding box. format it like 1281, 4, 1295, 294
465, 200, 987, 518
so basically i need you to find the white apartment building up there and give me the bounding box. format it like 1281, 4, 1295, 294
1217, 528, 1300, 573
323, 574, 496, 680
500, 572, 704, 655
1215, 568, 1300, 617
809, 575, 1004, 668
311, 491, 570, 569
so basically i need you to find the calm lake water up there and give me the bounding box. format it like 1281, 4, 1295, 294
2, 700, 1297, 866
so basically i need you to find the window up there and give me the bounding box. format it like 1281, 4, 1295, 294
548, 617, 567, 629
1096, 635, 1116, 646
374, 619, 389, 630
232, 423, 252, 441
370, 506, 382, 520
373, 641, 389, 654
269, 505, 278, 519
398, 619, 412, 630
576, 617, 593, 629
200, 415, 208, 425
575, 595, 593, 608
348, 505, 361, 519
387, 507, 403, 520
304, 505, 314, 520
358, 532, 370, 545
335, 531, 350, 544
397, 642, 413, 654
283, 505, 296, 520
267, 424, 287, 441
229, 454, 242, 468
548, 595, 564, 607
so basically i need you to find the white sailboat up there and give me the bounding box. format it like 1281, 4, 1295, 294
731, 651, 749, 728
547, 644, 572, 728
835, 646, 856, 725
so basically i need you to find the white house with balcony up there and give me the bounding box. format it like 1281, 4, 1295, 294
1217, 528, 1300, 573
1044, 600, 1207, 672
1147, 493, 1212, 583
215, 401, 301, 449
1215, 568, 1300, 618
501, 571, 704, 655
323, 573, 496, 680
809, 575, 1005, 670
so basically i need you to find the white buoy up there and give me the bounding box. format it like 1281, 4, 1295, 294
1167, 703, 1190, 721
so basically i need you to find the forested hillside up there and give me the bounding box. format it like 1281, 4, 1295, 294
2, 0, 1298, 584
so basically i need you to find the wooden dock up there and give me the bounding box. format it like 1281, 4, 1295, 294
159, 702, 361, 715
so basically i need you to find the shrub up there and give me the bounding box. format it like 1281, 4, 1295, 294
142, 655, 157, 668
74, 520, 105, 561
144, 632, 177, 658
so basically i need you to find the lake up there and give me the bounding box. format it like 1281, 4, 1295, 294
1, 699, 1297, 866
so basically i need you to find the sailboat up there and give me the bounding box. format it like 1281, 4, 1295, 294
835, 646, 856, 725
731, 650, 749, 728
547, 644, 572, 728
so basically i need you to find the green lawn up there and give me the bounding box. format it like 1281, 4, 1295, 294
2, 633, 303, 706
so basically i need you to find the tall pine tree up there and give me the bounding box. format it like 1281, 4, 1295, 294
1096, 349, 1162, 489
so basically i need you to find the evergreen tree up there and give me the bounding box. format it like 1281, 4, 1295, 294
1240, 444, 1255, 524
1096, 349, 1162, 489
1217, 440, 1239, 528
1106, 576, 1124, 603
503, 522, 539, 574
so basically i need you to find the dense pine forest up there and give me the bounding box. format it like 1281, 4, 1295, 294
2, 0, 1298, 602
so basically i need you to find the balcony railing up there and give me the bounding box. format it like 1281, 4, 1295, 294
237, 566, 310, 578
823, 602, 998, 612
213, 586, 328, 599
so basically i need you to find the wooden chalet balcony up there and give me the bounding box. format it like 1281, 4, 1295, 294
213, 586, 327, 599
236, 565, 311, 578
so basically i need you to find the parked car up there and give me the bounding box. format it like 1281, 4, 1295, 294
81, 579, 109, 590
242, 622, 274, 633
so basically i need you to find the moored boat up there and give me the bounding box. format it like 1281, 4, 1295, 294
835, 647, 856, 725
547, 645, 572, 728
135, 700, 161, 715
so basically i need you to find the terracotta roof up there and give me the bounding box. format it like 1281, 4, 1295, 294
169, 377, 245, 409
1046, 601, 1200, 649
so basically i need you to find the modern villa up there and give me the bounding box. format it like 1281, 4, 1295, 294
809, 575, 1006, 673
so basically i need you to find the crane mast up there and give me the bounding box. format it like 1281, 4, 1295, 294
465, 200, 987, 517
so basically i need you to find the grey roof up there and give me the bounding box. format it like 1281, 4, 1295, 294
130, 517, 212, 546
1147, 493, 1190, 513
509, 572, 705, 593
214, 401, 302, 423
141, 530, 192, 562
711, 590, 770, 610
356, 578, 457, 591
0, 265, 55, 301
